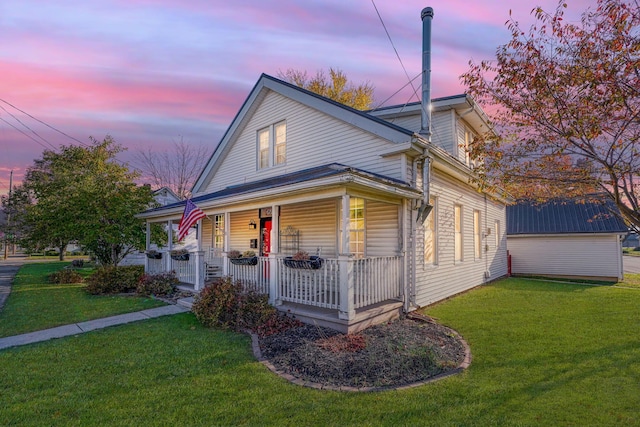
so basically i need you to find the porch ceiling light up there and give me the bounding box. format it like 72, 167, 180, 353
249, 219, 256, 230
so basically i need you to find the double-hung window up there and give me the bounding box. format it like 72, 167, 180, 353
350, 197, 365, 258
424, 196, 437, 265
454, 204, 463, 262
473, 210, 482, 259
257, 121, 286, 169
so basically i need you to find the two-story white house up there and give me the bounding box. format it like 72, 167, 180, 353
137, 9, 508, 332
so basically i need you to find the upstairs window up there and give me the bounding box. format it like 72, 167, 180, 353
257, 121, 286, 169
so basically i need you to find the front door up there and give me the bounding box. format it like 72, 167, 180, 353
261, 219, 272, 256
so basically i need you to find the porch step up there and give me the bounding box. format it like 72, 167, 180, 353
176, 297, 194, 310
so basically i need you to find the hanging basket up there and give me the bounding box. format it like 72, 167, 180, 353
146, 251, 162, 260
229, 256, 258, 266
170, 253, 190, 261
283, 256, 324, 270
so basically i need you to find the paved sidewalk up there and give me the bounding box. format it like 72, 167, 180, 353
0, 304, 189, 351
0, 256, 190, 351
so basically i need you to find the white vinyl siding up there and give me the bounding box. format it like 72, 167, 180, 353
507, 234, 623, 281
279, 199, 338, 257
366, 199, 400, 257
202, 92, 406, 194
414, 171, 508, 307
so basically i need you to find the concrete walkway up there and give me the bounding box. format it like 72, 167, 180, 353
0, 305, 189, 351
0, 255, 189, 351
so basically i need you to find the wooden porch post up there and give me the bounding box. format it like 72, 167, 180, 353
269, 205, 279, 305
144, 221, 151, 273
166, 220, 173, 272
194, 219, 204, 290
223, 212, 230, 276
339, 194, 355, 320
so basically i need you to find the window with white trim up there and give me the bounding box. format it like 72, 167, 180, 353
424, 196, 437, 265
454, 204, 463, 262
257, 121, 286, 169
213, 214, 225, 250
350, 197, 365, 258
474, 210, 482, 259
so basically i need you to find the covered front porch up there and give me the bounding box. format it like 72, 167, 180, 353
139, 164, 421, 332
147, 251, 404, 332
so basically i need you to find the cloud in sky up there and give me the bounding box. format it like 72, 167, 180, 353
0, 0, 597, 194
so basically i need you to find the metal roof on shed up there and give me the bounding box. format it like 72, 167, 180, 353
506, 198, 628, 235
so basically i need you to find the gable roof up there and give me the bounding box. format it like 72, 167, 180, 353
140, 163, 421, 218
506, 198, 628, 235
192, 74, 416, 194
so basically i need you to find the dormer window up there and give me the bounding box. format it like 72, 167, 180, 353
257, 121, 286, 169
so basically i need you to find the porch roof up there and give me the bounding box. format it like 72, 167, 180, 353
139, 163, 421, 218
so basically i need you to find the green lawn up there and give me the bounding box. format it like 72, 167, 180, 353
618, 273, 640, 289
0, 262, 166, 337
0, 277, 639, 426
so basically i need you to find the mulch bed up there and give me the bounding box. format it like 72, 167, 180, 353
258, 316, 467, 389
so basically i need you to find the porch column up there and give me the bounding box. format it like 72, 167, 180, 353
338, 255, 354, 320
166, 220, 173, 272
144, 221, 151, 273
194, 219, 204, 290
338, 194, 355, 320
194, 250, 205, 290
223, 212, 230, 276
269, 204, 280, 305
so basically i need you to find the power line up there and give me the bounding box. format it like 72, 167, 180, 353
0, 116, 53, 151
0, 98, 88, 147
370, 0, 421, 108
0, 105, 57, 150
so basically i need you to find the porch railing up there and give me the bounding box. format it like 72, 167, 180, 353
227, 256, 270, 294
147, 252, 403, 316
278, 258, 340, 309
352, 256, 403, 309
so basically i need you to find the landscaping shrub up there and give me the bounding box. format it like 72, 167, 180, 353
48, 269, 84, 284
192, 277, 301, 335
71, 259, 84, 268
192, 277, 243, 328
136, 272, 179, 297
85, 265, 144, 295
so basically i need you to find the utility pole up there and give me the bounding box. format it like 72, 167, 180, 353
3, 170, 12, 260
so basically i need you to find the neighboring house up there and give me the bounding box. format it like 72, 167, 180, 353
137, 13, 508, 332
506, 199, 628, 282
622, 232, 638, 248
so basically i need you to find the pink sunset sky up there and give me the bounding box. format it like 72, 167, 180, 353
0, 0, 594, 195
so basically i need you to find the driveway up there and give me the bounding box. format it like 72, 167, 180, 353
623, 255, 640, 274
0, 255, 28, 311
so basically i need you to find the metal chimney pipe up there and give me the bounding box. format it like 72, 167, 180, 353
420, 7, 433, 140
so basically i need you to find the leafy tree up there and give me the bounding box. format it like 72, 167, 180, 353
278, 67, 375, 110
3, 136, 163, 264
462, 0, 640, 230
134, 138, 212, 199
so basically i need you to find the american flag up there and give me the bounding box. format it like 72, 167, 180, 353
177, 199, 206, 242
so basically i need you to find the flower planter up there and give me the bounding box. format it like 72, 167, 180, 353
229, 256, 258, 266
170, 253, 189, 261
146, 252, 162, 260
283, 256, 324, 270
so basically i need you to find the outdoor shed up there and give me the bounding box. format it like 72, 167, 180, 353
506, 199, 627, 282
